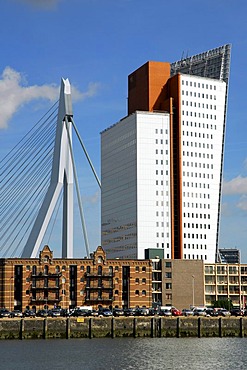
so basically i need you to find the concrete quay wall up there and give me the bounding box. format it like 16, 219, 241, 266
0, 317, 246, 340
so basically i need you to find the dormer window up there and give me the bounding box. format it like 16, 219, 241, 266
98, 256, 103, 264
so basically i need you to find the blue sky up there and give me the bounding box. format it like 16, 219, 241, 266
0, 0, 247, 261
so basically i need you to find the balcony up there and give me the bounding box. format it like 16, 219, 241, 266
32, 272, 62, 278
84, 273, 113, 278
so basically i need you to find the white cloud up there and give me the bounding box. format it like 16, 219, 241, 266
237, 195, 247, 211
223, 176, 247, 195
0, 66, 100, 129
15, 0, 62, 10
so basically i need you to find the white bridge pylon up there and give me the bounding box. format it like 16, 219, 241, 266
21, 78, 77, 258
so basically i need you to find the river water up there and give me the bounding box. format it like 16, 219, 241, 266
0, 337, 246, 369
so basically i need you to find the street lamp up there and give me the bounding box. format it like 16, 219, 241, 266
192, 275, 195, 308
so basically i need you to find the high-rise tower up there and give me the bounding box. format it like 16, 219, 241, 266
101, 45, 231, 263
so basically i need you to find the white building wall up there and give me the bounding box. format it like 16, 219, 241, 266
136, 112, 171, 259
180, 75, 226, 263
101, 111, 171, 259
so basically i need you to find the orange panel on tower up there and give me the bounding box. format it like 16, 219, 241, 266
128, 61, 170, 115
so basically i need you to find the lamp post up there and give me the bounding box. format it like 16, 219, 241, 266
192, 275, 195, 308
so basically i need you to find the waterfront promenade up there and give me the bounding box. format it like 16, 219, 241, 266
0, 316, 247, 339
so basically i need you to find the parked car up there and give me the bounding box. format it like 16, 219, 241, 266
0, 309, 11, 318
230, 308, 243, 316
182, 309, 194, 317
36, 309, 50, 317
49, 308, 62, 317
134, 308, 149, 316
98, 308, 113, 317
88, 309, 99, 317
217, 309, 231, 317
159, 308, 172, 317
171, 308, 182, 316
9, 310, 23, 318
23, 309, 36, 318
71, 309, 89, 317
113, 308, 124, 317
193, 308, 207, 317
124, 308, 136, 317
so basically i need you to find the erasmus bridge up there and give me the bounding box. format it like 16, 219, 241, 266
0, 79, 101, 259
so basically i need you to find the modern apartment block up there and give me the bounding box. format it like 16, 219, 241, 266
101, 45, 231, 263
204, 263, 247, 308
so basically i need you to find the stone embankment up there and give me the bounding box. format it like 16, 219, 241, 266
0, 317, 246, 339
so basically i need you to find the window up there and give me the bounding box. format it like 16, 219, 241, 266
165, 262, 171, 268
55, 265, 60, 273
142, 290, 146, 296
166, 283, 172, 289
135, 278, 139, 284
165, 272, 172, 278
142, 278, 146, 284
142, 266, 146, 272
135, 290, 139, 296
135, 266, 139, 272
86, 266, 91, 274
115, 290, 119, 295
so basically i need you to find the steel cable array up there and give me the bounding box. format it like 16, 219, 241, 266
0, 102, 59, 257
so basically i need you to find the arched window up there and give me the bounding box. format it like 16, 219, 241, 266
55, 265, 60, 273
135, 290, 139, 296
32, 265, 37, 275
86, 266, 91, 274
109, 266, 113, 275
44, 265, 49, 275
142, 290, 146, 296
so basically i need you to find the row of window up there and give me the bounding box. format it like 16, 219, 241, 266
184, 223, 210, 229
183, 141, 213, 149
184, 213, 211, 219
183, 182, 210, 190
182, 80, 217, 90
182, 172, 214, 180
184, 233, 207, 239
184, 254, 207, 260
184, 244, 207, 250
155, 129, 168, 135
182, 101, 217, 110
182, 90, 217, 100
182, 131, 213, 140
182, 111, 217, 120
182, 121, 217, 130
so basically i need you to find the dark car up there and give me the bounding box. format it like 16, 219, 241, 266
113, 308, 124, 317
36, 309, 50, 317
23, 309, 36, 318
9, 310, 23, 318
49, 308, 62, 317
230, 308, 243, 317
217, 309, 231, 317
124, 308, 136, 317
134, 308, 149, 316
0, 309, 11, 318
71, 309, 89, 317
98, 308, 112, 317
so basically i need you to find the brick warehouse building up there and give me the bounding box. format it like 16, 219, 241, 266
0, 245, 152, 312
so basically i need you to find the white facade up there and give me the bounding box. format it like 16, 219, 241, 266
101, 76, 227, 263
101, 111, 171, 259
180, 75, 226, 263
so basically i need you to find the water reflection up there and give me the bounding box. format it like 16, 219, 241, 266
0, 337, 246, 369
